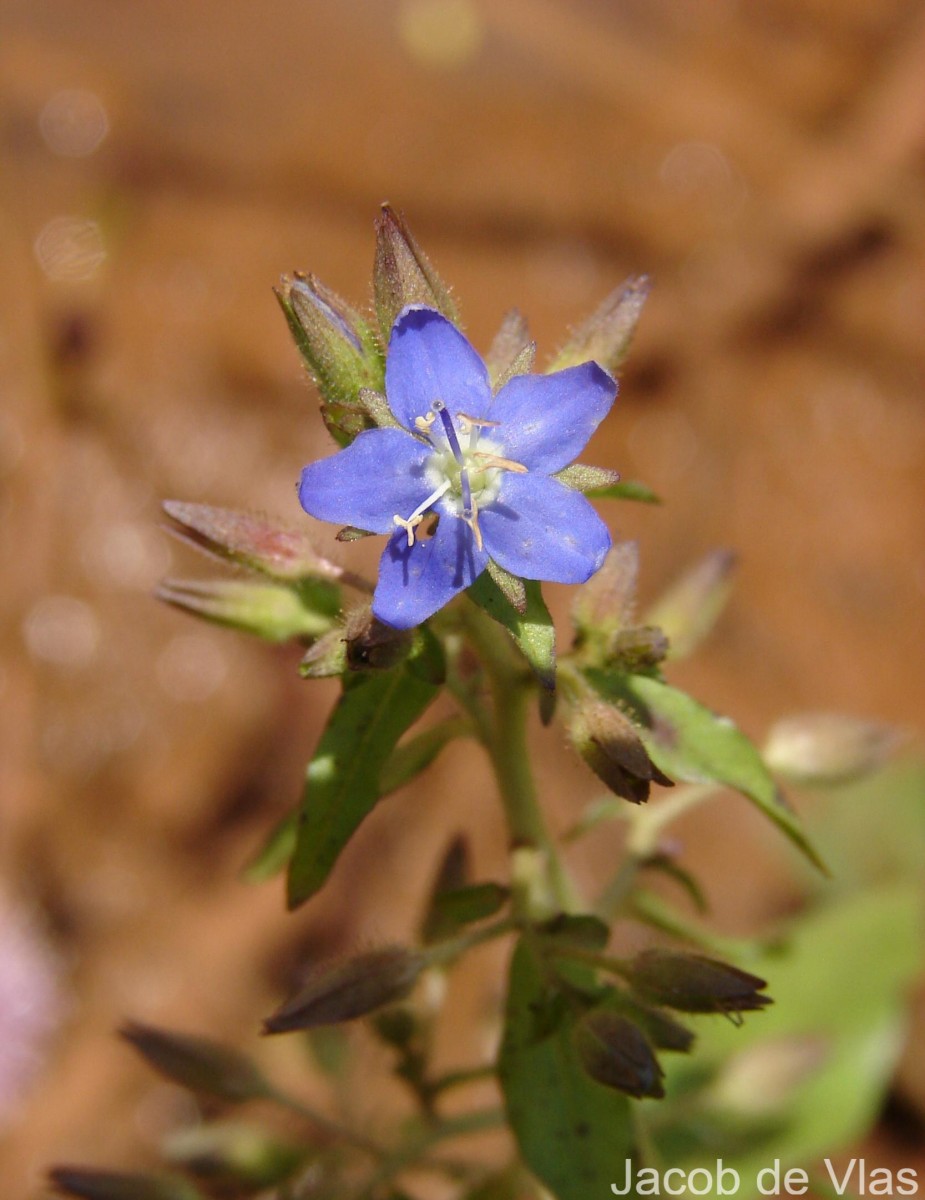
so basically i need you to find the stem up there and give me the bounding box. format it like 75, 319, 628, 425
463, 607, 581, 916
264, 1085, 387, 1159
355, 1108, 506, 1198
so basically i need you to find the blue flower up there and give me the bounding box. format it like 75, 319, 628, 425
299, 307, 616, 629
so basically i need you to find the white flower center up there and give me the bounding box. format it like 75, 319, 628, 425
393, 405, 526, 550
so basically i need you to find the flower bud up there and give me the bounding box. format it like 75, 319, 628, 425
644, 549, 737, 661
571, 542, 639, 647
162, 501, 346, 584
276, 274, 384, 419
156, 578, 336, 643
263, 947, 425, 1033
626, 950, 771, 1016
762, 712, 903, 787
573, 1010, 664, 1099
567, 694, 673, 804
48, 1168, 202, 1200
299, 626, 348, 678
373, 204, 459, 335
547, 275, 650, 375
342, 605, 414, 671
119, 1021, 270, 1102
164, 1121, 305, 1191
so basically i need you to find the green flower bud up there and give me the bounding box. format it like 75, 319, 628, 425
119, 1021, 270, 1102
156, 578, 336, 643
164, 1121, 305, 1191
626, 950, 771, 1016
573, 1010, 664, 1099
643, 549, 737, 661
276, 273, 384, 429
763, 712, 903, 787
373, 204, 459, 335
547, 275, 650, 375
263, 947, 425, 1033
485, 309, 536, 391
571, 542, 639, 648
49, 1168, 202, 1200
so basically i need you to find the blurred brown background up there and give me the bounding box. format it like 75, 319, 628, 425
2, 0, 924, 1193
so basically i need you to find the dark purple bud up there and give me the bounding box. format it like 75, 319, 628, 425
263, 947, 424, 1033
48, 1167, 202, 1200
574, 1010, 664, 1099
627, 950, 771, 1016
119, 1021, 269, 1102
373, 204, 459, 335
567, 694, 673, 804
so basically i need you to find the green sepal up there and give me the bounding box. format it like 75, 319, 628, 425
468, 573, 555, 691
373, 204, 460, 336
547, 275, 650, 375
585, 670, 826, 871
485, 309, 535, 391
498, 938, 636, 1200
486, 559, 527, 614
286, 659, 441, 907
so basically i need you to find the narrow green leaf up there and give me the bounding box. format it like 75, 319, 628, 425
423, 882, 509, 943
587, 671, 825, 871
287, 663, 440, 907
468, 575, 555, 690
499, 939, 636, 1200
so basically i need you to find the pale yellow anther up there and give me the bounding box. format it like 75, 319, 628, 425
414, 411, 437, 432
472, 451, 528, 473
393, 513, 423, 548
457, 412, 500, 434
463, 499, 484, 551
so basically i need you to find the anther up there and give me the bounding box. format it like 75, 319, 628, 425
472, 452, 528, 473
414, 411, 436, 433
393, 479, 452, 548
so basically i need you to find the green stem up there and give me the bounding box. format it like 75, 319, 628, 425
355, 1108, 506, 1198
463, 607, 581, 916
264, 1084, 387, 1159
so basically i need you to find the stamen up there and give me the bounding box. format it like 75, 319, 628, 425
456, 412, 498, 452
414, 411, 436, 433
463, 497, 483, 551
472, 451, 528, 473
431, 400, 465, 465
393, 479, 452, 547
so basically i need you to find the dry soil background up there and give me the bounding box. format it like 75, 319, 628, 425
2, 1, 925, 1195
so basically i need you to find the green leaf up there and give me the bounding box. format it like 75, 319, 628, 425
587, 671, 825, 871
659, 886, 924, 1187
422, 882, 509, 943
244, 714, 463, 886
287, 662, 440, 907
499, 939, 636, 1200
468, 575, 556, 691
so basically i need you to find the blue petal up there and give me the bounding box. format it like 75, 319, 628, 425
372, 514, 488, 629
386, 307, 492, 430
480, 473, 611, 583
489, 362, 616, 473
299, 428, 432, 535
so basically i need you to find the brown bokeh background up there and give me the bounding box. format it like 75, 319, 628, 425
2, 0, 924, 1193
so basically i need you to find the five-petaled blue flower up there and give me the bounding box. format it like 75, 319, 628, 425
299, 307, 617, 629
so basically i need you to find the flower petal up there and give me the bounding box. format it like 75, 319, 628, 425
299, 428, 432, 535
490, 362, 617, 473
386, 307, 492, 430
480, 472, 611, 583
372, 515, 488, 628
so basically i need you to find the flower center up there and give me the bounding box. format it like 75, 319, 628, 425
392, 403, 527, 550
